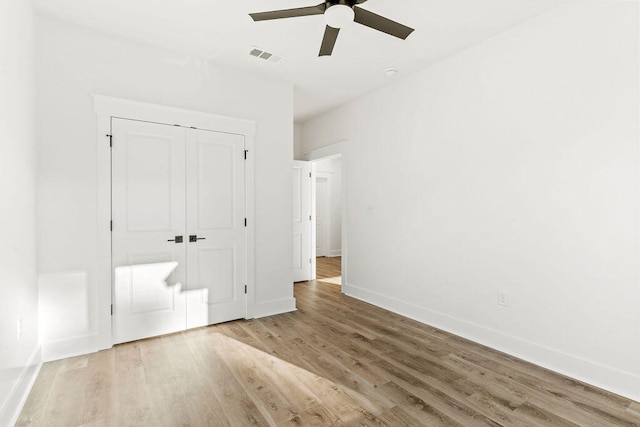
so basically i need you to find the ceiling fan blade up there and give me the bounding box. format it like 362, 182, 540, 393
250, 4, 326, 21
353, 6, 414, 40
319, 25, 340, 57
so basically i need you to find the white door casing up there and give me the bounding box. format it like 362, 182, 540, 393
186, 129, 246, 328
293, 161, 312, 282
111, 118, 247, 344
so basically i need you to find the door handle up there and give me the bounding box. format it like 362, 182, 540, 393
167, 236, 183, 243
189, 235, 206, 242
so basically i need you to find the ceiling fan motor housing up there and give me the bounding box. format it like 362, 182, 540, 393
324, 0, 369, 10
324, 2, 356, 28
326, 0, 357, 7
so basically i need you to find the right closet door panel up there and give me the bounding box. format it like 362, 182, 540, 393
185, 128, 246, 328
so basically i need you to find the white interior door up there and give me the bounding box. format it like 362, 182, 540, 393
316, 178, 329, 257
112, 118, 187, 344
293, 161, 312, 282
112, 119, 247, 344
185, 128, 246, 328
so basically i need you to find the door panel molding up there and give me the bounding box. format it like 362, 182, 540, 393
95, 95, 255, 351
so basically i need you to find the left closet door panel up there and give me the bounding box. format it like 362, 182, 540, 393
112, 118, 187, 344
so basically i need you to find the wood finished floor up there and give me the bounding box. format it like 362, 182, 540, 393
17, 256, 640, 426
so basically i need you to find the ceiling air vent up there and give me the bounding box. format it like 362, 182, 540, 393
249, 47, 283, 64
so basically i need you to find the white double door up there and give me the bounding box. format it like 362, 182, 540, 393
112, 118, 246, 344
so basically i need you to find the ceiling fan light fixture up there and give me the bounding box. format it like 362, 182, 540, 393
324, 4, 355, 29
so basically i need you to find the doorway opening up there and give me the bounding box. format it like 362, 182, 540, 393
313, 156, 342, 287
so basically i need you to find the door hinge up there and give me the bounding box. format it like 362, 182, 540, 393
244, 150, 248, 160
244, 218, 247, 227
309, 172, 311, 178
106, 134, 112, 147
110, 304, 113, 316
309, 215, 312, 221
309, 258, 312, 264
110, 220, 113, 231
244, 285, 247, 294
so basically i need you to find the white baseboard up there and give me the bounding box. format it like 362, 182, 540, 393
41, 333, 103, 362
328, 250, 342, 257
0, 346, 42, 427
252, 297, 297, 319
343, 283, 640, 403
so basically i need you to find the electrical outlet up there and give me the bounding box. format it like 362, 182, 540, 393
498, 292, 508, 307
17, 318, 23, 340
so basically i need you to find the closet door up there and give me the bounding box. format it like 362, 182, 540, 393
185, 129, 246, 328
111, 118, 187, 344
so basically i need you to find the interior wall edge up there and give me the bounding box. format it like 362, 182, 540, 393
343, 282, 640, 402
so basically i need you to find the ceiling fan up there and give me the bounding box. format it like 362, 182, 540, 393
249, 0, 414, 57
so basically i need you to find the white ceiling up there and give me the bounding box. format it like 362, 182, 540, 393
32, 0, 564, 122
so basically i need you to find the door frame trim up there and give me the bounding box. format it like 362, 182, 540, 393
94, 95, 256, 350
303, 141, 347, 290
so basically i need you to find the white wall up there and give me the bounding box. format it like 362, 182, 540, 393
0, 1, 40, 425
36, 16, 295, 360
303, 1, 640, 400
315, 157, 342, 257
293, 122, 303, 160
